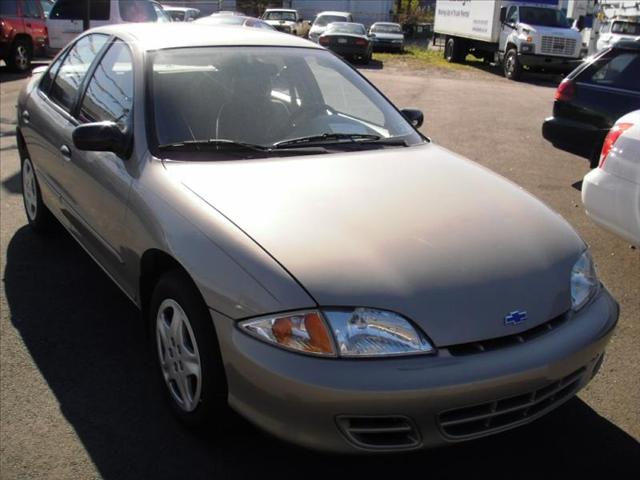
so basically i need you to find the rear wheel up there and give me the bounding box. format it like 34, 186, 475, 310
8, 38, 32, 72
150, 270, 229, 429
503, 48, 522, 80
444, 37, 464, 63
21, 157, 53, 232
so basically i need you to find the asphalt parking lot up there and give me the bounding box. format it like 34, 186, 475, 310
1, 59, 638, 479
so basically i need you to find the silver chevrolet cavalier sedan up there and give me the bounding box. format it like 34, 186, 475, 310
17, 23, 618, 453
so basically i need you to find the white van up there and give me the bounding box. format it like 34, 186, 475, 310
47, 0, 170, 52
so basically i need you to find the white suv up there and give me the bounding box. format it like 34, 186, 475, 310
47, 0, 170, 52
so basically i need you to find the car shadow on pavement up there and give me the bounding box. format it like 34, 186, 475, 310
357, 59, 384, 71
4, 225, 640, 480
462, 58, 565, 87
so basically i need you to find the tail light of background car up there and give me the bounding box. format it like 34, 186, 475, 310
319, 36, 329, 45
554, 79, 575, 102
599, 123, 634, 168
355, 38, 368, 46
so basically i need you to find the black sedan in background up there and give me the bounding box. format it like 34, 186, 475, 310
319, 22, 372, 64
542, 40, 640, 167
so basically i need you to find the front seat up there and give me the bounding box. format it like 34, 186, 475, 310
216, 61, 291, 145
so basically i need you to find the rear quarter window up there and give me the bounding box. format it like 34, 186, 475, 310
579, 50, 640, 92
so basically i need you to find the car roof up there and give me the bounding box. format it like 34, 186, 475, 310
372, 22, 401, 27
264, 9, 297, 12
163, 7, 198, 12
316, 11, 351, 17
88, 23, 322, 51
328, 22, 365, 28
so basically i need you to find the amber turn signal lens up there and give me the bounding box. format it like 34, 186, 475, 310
304, 312, 334, 354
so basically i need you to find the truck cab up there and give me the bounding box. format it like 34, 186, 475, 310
498, 3, 583, 79
261, 9, 310, 37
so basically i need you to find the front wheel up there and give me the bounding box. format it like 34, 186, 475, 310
503, 48, 523, 80
444, 37, 464, 63
150, 270, 229, 428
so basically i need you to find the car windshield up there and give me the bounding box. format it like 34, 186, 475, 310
372, 24, 402, 34
314, 15, 348, 27
519, 7, 570, 28
150, 47, 422, 154
327, 23, 366, 35
264, 11, 296, 21
611, 21, 640, 35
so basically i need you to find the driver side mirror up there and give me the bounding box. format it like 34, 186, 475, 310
73, 121, 131, 158
401, 109, 424, 129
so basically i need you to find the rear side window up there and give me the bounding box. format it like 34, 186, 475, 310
39, 50, 65, 93
119, 0, 157, 22
581, 51, 640, 92
49, 0, 109, 20
49, 34, 109, 113
80, 41, 133, 129
0, 0, 18, 15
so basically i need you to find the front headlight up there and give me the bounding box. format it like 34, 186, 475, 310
571, 250, 599, 311
239, 308, 435, 357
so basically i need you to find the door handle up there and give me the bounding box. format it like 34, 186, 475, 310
21, 110, 30, 124
60, 145, 71, 161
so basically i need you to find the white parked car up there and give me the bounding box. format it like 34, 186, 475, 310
308, 11, 353, 43
582, 110, 640, 246
596, 19, 640, 51
261, 8, 310, 37
47, 0, 171, 52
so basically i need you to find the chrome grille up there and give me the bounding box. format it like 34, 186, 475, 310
438, 368, 585, 439
447, 312, 568, 356
540, 36, 577, 56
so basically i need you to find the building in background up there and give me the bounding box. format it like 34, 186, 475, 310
282, 0, 395, 26
159, 0, 238, 16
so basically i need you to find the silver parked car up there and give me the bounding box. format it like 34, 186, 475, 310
17, 23, 618, 453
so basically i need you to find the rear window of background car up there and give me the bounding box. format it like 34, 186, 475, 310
582, 51, 640, 92
49, 0, 109, 20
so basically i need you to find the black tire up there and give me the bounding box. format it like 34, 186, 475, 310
444, 36, 464, 63
503, 48, 522, 80
7, 38, 32, 72
21, 157, 53, 232
149, 269, 229, 430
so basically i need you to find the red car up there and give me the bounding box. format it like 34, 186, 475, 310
0, 0, 48, 71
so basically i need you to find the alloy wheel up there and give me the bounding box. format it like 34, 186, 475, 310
156, 298, 203, 412
22, 159, 38, 221
15, 44, 29, 70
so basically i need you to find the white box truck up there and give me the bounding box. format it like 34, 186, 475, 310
434, 0, 584, 80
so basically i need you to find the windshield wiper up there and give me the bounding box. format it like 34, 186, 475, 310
158, 139, 270, 152
272, 133, 382, 149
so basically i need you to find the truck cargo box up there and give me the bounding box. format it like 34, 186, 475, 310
434, 0, 502, 43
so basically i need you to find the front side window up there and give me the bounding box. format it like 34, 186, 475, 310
153, 3, 171, 22
49, 34, 109, 112
583, 51, 640, 91
80, 41, 133, 129
506, 6, 517, 24
151, 47, 422, 152
119, 0, 157, 22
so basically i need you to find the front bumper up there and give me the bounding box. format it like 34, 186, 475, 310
519, 53, 582, 72
212, 289, 618, 453
372, 40, 403, 51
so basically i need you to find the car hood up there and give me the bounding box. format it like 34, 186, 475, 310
372, 32, 404, 40
166, 144, 584, 346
